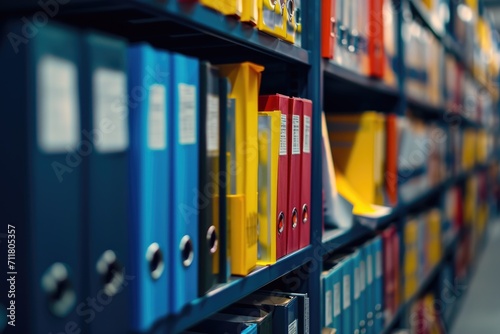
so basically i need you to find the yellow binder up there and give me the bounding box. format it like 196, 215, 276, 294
257, 111, 280, 265
200, 0, 241, 16
219, 62, 264, 275
327, 112, 385, 206
257, 0, 286, 39
241, 0, 258, 24
426, 209, 441, 269
404, 218, 419, 300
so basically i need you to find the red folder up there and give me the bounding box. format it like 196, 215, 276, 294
287, 97, 302, 254
368, 0, 385, 78
258, 94, 289, 259
321, 0, 336, 59
299, 98, 312, 249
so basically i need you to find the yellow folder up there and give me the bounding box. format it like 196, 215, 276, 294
327, 112, 385, 206
426, 209, 442, 269
257, 112, 280, 265
219, 62, 264, 275
241, 0, 258, 24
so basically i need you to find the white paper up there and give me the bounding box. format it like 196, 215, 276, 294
178, 83, 197, 144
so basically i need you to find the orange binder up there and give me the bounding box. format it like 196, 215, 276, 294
368, 0, 385, 78
258, 94, 290, 259
321, 0, 336, 59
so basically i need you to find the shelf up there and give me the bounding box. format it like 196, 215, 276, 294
408, 0, 444, 42
1, 0, 309, 66
381, 231, 460, 334
323, 61, 401, 112
151, 246, 313, 333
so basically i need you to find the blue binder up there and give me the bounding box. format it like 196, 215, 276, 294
351, 249, 362, 334
371, 236, 384, 333
0, 22, 83, 333
82, 32, 130, 334
170, 52, 200, 313
331, 262, 343, 332
128, 43, 171, 331
321, 269, 334, 328
338, 256, 353, 334
363, 241, 375, 334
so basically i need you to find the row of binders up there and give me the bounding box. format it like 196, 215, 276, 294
321, 0, 398, 86
182, 290, 309, 334
321, 109, 495, 231
1, 21, 312, 333
198, 0, 302, 46
321, 236, 384, 334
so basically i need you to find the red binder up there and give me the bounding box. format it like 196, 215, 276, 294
299, 98, 312, 249
385, 114, 398, 206
258, 94, 289, 259
368, 0, 385, 78
321, 0, 336, 59
287, 97, 302, 254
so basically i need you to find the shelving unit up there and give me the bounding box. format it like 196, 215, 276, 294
1, 0, 498, 333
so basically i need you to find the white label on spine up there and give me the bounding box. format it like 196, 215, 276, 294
343, 275, 351, 309
292, 114, 301, 155
325, 290, 333, 325
354, 267, 360, 299
334, 283, 341, 317
288, 319, 298, 334
280, 114, 287, 155
206, 94, 219, 155
360, 260, 366, 292
178, 83, 197, 144
376, 250, 382, 278
37, 55, 80, 153
93, 68, 128, 153
148, 84, 166, 150
367, 254, 374, 284
303, 115, 311, 153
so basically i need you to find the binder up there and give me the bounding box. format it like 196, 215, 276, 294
371, 236, 384, 334
332, 255, 353, 334
238, 293, 299, 334
128, 44, 171, 331
83, 32, 130, 334
189, 317, 258, 334
257, 111, 281, 264
198, 62, 221, 296
321, 269, 334, 328
321, 0, 337, 59
258, 94, 290, 260
200, 0, 241, 16
241, 0, 258, 25
256, 0, 287, 39
359, 246, 367, 334
404, 218, 419, 300
221, 306, 273, 333
1, 22, 83, 333
351, 249, 362, 334
363, 241, 375, 334
170, 53, 200, 312
219, 62, 263, 275
368, 0, 385, 78
209, 312, 272, 334
299, 98, 312, 249
382, 227, 396, 319
287, 97, 302, 254
261, 291, 310, 334
385, 114, 399, 207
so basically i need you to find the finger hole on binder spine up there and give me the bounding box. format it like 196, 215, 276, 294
146, 243, 164, 280
41, 262, 77, 317
96, 250, 124, 297
302, 204, 308, 224
207, 225, 218, 254
291, 208, 298, 229
180, 236, 194, 267
278, 212, 285, 234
